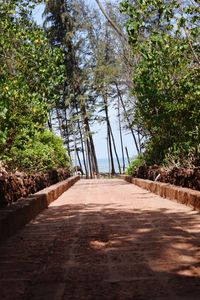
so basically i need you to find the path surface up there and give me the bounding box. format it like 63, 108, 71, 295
0, 179, 200, 300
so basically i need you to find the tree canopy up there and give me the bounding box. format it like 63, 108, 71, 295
120, 0, 200, 167
0, 0, 70, 171
0, 0, 199, 174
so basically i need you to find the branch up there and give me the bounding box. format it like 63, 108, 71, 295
184, 27, 200, 67
177, 1, 200, 66
95, 0, 127, 42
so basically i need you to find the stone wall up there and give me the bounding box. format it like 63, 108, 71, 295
121, 175, 200, 212
0, 168, 70, 207
131, 165, 200, 191
0, 175, 80, 243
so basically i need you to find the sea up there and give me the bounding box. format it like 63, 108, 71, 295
75, 158, 130, 173
97, 158, 129, 173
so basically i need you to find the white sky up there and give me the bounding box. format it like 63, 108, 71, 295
92, 106, 137, 159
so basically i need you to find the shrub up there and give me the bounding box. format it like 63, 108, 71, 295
126, 155, 144, 176
5, 130, 71, 172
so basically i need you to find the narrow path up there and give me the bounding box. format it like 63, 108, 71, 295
0, 179, 200, 300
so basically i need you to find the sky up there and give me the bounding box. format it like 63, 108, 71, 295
32, 2, 137, 160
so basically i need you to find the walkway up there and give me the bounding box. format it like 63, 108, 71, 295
0, 179, 200, 300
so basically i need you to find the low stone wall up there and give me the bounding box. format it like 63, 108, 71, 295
0, 175, 80, 243
129, 165, 200, 191
121, 175, 200, 211
0, 168, 70, 207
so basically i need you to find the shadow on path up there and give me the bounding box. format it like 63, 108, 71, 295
0, 180, 200, 300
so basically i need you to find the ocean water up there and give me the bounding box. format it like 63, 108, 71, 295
78, 158, 129, 173
73, 157, 131, 173
97, 158, 128, 173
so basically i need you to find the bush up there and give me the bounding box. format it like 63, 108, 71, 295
163, 144, 200, 168
126, 155, 144, 176
5, 130, 71, 172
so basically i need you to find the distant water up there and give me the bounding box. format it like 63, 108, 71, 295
97, 158, 128, 173
74, 158, 130, 173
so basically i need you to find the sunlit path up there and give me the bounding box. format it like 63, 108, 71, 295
0, 179, 200, 300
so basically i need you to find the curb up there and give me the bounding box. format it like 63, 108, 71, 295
120, 175, 200, 211
0, 175, 80, 244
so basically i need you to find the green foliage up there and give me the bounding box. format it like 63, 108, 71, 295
163, 143, 200, 168
120, 0, 200, 166
0, 1, 66, 171
126, 155, 144, 175
6, 130, 70, 172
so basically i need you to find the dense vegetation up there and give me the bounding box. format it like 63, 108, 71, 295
0, 0, 70, 172
121, 0, 200, 170
0, 0, 199, 176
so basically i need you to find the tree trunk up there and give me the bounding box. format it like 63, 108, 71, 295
75, 104, 89, 178
80, 102, 99, 177
86, 137, 93, 178
48, 111, 53, 132
56, 108, 63, 139
63, 109, 71, 159
103, 94, 115, 175
117, 95, 126, 172
109, 123, 121, 173
115, 82, 140, 155
125, 146, 131, 165
76, 149, 83, 174
95, 0, 127, 42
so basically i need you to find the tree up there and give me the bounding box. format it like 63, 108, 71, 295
43, 0, 100, 177
120, 0, 200, 166
0, 0, 69, 171
94, 1, 142, 156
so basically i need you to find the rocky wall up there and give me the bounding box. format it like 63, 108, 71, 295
132, 165, 200, 191
0, 168, 70, 207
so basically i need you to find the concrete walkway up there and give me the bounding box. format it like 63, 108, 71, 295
0, 179, 200, 300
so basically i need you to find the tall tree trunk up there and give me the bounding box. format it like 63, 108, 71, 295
75, 104, 89, 178
103, 94, 115, 175
87, 136, 96, 178
80, 102, 99, 177
137, 125, 142, 153
125, 146, 131, 165
107, 136, 111, 177
117, 95, 126, 172
56, 108, 63, 139
86, 137, 93, 178
89, 135, 99, 177
48, 111, 53, 132
109, 123, 121, 173
115, 82, 140, 155
63, 109, 71, 159
76, 149, 83, 174
83, 133, 91, 179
